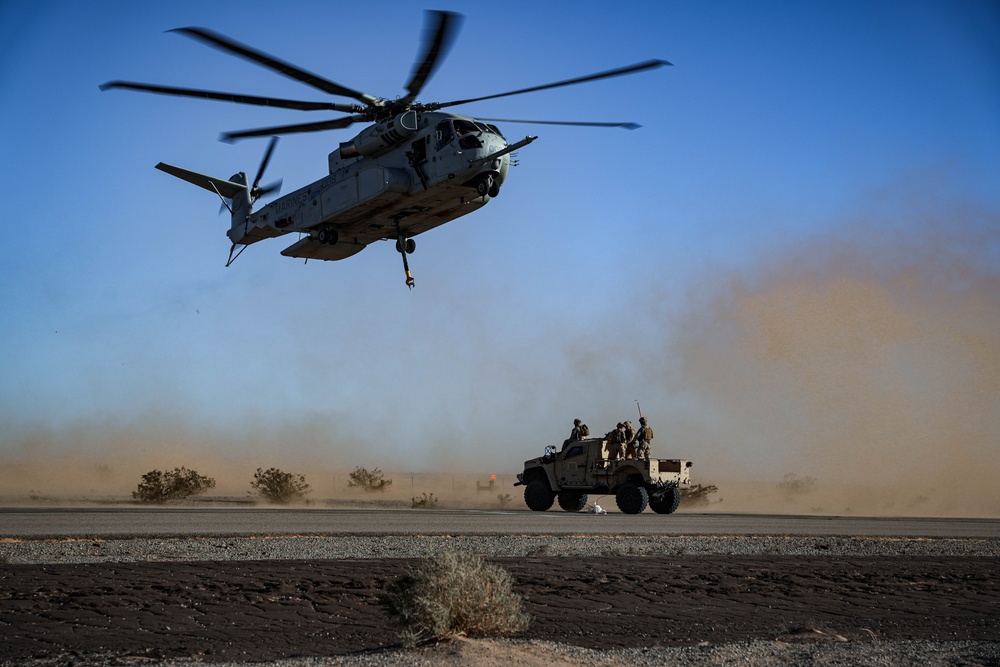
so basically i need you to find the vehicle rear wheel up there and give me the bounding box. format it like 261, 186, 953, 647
524, 480, 555, 511
615, 483, 649, 514
649, 487, 681, 514
557, 492, 588, 512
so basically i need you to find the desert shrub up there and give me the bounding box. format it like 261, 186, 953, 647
133, 467, 215, 503
778, 473, 816, 495
348, 466, 393, 491
680, 483, 720, 507
250, 467, 311, 504
379, 550, 531, 646
411, 492, 438, 508
497, 493, 512, 508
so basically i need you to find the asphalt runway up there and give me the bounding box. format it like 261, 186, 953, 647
2, 507, 998, 539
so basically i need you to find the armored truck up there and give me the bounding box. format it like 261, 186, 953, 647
514, 438, 692, 514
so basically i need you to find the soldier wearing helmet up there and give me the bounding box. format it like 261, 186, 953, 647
606, 422, 627, 461
635, 416, 654, 461
623, 420, 636, 459
562, 418, 588, 450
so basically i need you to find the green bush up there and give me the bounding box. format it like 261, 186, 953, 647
347, 466, 392, 491
133, 467, 215, 503
250, 467, 311, 504
379, 550, 531, 646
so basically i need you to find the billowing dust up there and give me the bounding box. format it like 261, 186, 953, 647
0, 452, 518, 510
2, 187, 998, 518
659, 193, 1000, 518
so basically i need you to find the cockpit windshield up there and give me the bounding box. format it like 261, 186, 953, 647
453, 119, 483, 149
474, 121, 505, 138
436, 118, 505, 151
453, 119, 480, 136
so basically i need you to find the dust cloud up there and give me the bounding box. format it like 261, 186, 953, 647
2, 183, 998, 518
0, 414, 515, 506
662, 190, 1000, 517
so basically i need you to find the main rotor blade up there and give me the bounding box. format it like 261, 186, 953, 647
252, 136, 279, 193
436, 59, 671, 109
171, 27, 380, 106
477, 117, 642, 130
222, 115, 365, 142
403, 10, 463, 103
99, 80, 364, 112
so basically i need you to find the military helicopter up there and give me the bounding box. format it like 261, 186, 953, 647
101, 11, 669, 288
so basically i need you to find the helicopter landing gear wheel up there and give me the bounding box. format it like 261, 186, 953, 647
394, 219, 415, 289
488, 181, 500, 197
476, 174, 493, 198
318, 228, 338, 245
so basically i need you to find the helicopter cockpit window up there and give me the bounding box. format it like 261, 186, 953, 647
434, 121, 454, 151
485, 124, 504, 138
453, 119, 482, 149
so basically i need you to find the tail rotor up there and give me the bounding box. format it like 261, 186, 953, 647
250, 136, 282, 205
216, 136, 281, 215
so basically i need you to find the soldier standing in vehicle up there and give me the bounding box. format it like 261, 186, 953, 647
623, 420, 636, 459
563, 418, 586, 450
605, 423, 623, 461
635, 416, 654, 461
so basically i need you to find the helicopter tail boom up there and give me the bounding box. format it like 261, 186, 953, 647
155, 162, 247, 199
154, 162, 255, 245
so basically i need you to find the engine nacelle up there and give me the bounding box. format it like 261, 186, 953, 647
339, 110, 418, 160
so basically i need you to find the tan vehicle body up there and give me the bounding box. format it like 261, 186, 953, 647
515, 437, 692, 514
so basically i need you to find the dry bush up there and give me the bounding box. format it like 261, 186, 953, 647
411, 492, 438, 508
497, 493, 512, 508
133, 467, 215, 503
680, 483, 720, 507
778, 473, 817, 495
250, 467, 311, 504
379, 550, 531, 646
347, 466, 393, 491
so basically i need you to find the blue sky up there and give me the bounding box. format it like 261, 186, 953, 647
1, 1, 998, 496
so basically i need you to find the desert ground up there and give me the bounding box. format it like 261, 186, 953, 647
1, 502, 998, 667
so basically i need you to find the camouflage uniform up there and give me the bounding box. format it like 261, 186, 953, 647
635, 417, 653, 461
624, 420, 636, 459
606, 423, 626, 461
563, 419, 586, 450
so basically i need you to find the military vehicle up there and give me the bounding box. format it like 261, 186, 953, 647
514, 439, 692, 514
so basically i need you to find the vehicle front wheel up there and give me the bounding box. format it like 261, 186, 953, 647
615, 483, 649, 514
649, 487, 681, 514
557, 492, 588, 512
524, 479, 555, 511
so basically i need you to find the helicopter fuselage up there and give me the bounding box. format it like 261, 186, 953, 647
228, 111, 532, 263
